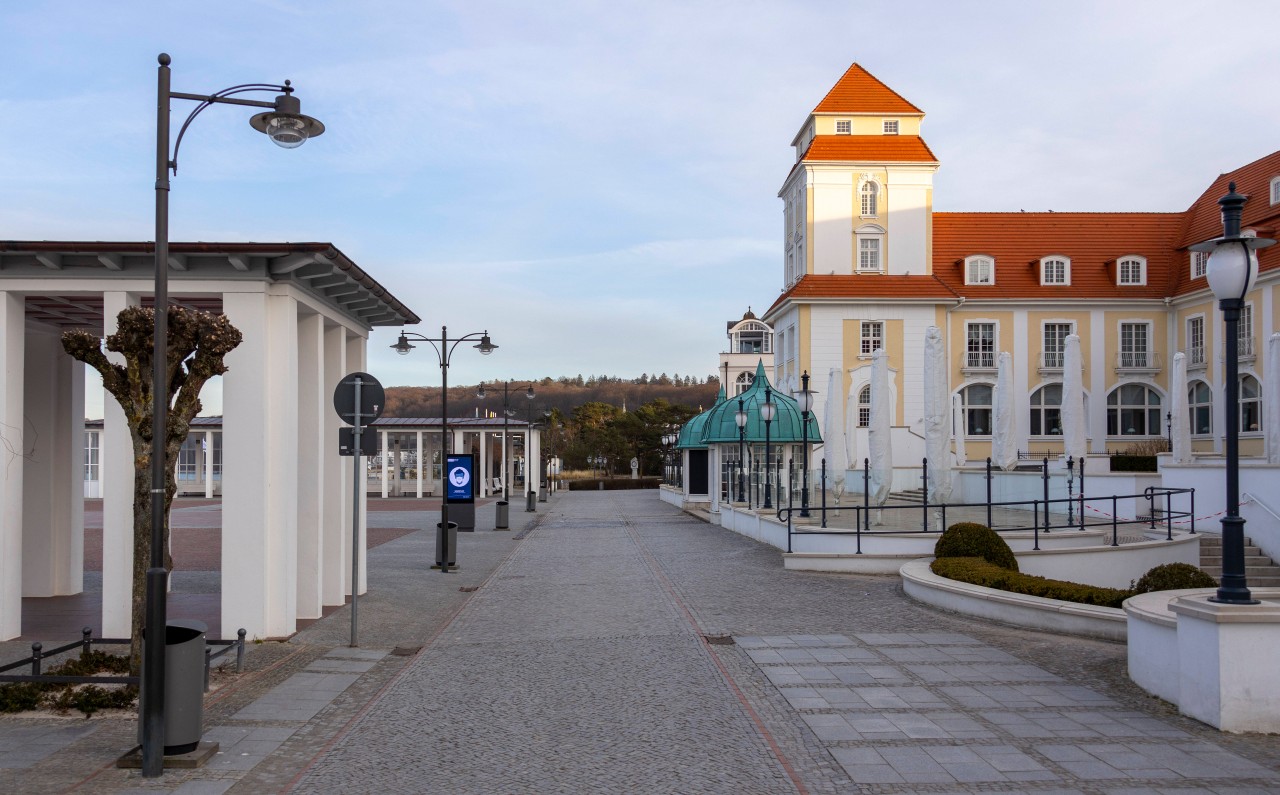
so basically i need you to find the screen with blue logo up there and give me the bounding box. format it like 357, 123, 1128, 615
445, 453, 475, 503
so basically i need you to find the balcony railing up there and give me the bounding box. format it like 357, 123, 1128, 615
1115, 350, 1162, 372
1188, 346, 1207, 368
1238, 335, 1255, 360
1039, 351, 1064, 372
962, 351, 996, 371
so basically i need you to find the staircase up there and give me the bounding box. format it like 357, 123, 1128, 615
888, 488, 926, 504
1198, 534, 1280, 588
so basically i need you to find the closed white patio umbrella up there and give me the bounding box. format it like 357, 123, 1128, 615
992, 352, 1018, 471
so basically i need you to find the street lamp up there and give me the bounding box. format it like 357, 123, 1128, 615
761, 387, 776, 509
1191, 181, 1275, 605
1166, 410, 1173, 452
541, 408, 552, 498
476, 381, 534, 502
794, 371, 817, 518
143, 53, 324, 777
392, 327, 497, 564
734, 398, 748, 503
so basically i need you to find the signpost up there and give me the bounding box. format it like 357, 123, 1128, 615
332, 372, 384, 647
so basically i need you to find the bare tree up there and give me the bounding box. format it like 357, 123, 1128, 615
62, 306, 242, 672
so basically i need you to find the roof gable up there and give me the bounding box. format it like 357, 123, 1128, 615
813, 63, 923, 115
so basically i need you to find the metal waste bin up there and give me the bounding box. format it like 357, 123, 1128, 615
526, 491, 537, 512
139, 619, 207, 755
434, 521, 458, 569
495, 500, 510, 529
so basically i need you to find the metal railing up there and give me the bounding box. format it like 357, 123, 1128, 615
1116, 351, 1162, 370
773, 456, 1195, 555
0, 627, 246, 693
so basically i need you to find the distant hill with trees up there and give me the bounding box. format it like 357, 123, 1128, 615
383, 374, 721, 476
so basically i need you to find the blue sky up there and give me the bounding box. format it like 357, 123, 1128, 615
4, 1, 1279, 417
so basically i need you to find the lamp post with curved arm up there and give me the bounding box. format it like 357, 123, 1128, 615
143, 53, 325, 777
735, 399, 748, 503
391, 328, 497, 559
795, 371, 817, 518
476, 381, 534, 503
761, 387, 776, 509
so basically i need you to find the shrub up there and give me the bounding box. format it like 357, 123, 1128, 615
1110, 454, 1158, 473
931, 557, 1134, 608
0, 652, 137, 715
1131, 562, 1217, 594
566, 477, 660, 491
935, 522, 1019, 571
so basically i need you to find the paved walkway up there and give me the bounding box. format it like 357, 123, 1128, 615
3, 491, 1280, 793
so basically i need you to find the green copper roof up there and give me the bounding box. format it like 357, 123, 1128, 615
675, 384, 725, 450
701, 361, 821, 445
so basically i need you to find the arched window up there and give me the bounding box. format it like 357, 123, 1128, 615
1241, 375, 1261, 432
1188, 381, 1212, 435
734, 371, 754, 396
1029, 384, 1063, 436
961, 384, 993, 436
860, 181, 879, 216
857, 385, 871, 427
1106, 384, 1161, 436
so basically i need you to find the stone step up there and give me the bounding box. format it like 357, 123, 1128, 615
1200, 553, 1274, 567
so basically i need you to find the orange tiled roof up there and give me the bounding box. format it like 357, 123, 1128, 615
932, 213, 1186, 299
766, 274, 958, 316
802, 135, 938, 164
813, 63, 922, 115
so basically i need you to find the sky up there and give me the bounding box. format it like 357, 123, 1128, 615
4, 1, 1280, 418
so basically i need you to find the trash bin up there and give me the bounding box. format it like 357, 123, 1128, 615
495, 500, 510, 529
139, 619, 207, 755
434, 521, 458, 569
526, 491, 537, 513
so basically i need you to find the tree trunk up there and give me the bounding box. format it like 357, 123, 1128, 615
127, 431, 179, 676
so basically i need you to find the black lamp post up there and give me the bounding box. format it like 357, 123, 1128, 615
144, 53, 324, 778
761, 387, 776, 509
1191, 181, 1275, 605
541, 409, 552, 499
392, 327, 497, 568
735, 398, 748, 503
794, 371, 817, 518
1166, 410, 1173, 452
477, 381, 534, 501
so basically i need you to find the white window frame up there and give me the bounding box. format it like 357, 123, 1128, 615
857, 385, 871, 427
836, 118, 852, 135
859, 180, 879, 217
1040, 256, 1070, 286
964, 255, 994, 285
1272, 176, 1280, 205
1188, 380, 1213, 436
860, 321, 884, 357
960, 383, 994, 436
1241, 373, 1262, 433
1106, 383, 1163, 437
883, 119, 899, 135
1029, 383, 1064, 437
1118, 255, 1147, 286
1118, 321, 1151, 369
1191, 249, 1210, 279
855, 224, 885, 272
964, 321, 996, 369
84, 431, 99, 483
1187, 314, 1206, 368
1042, 321, 1074, 369
1239, 302, 1255, 358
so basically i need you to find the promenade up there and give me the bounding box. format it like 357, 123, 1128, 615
4, 491, 1280, 793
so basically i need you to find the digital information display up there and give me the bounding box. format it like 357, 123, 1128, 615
445, 453, 475, 504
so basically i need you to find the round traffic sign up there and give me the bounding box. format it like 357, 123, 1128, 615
333, 371, 386, 425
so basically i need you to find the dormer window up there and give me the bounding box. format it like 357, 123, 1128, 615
836, 119, 852, 135
1191, 249, 1209, 279
1271, 176, 1280, 205
860, 181, 879, 216
1118, 255, 1147, 286
965, 255, 994, 285
883, 119, 899, 135
1040, 256, 1070, 286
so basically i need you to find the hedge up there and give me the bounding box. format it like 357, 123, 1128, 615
565, 477, 661, 491
1109, 454, 1158, 473
930, 557, 1134, 608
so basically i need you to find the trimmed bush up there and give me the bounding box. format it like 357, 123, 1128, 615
935, 522, 1019, 572
0, 652, 137, 715
931, 557, 1134, 608
1131, 562, 1217, 594
566, 477, 660, 491
1110, 454, 1158, 473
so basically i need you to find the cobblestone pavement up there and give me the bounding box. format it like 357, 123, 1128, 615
5, 491, 1280, 793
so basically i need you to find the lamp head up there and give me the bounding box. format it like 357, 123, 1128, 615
475, 333, 497, 355
249, 83, 325, 149
390, 334, 414, 355
476, 384, 486, 399
526, 386, 535, 400
735, 408, 748, 429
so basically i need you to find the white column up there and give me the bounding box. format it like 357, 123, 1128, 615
0, 292, 26, 639
380, 430, 389, 498
22, 329, 84, 597
415, 430, 423, 498
101, 291, 138, 638
295, 312, 325, 621
222, 292, 299, 639
346, 333, 367, 595
203, 431, 214, 498
1088, 309, 1108, 454
321, 324, 346, 607
393, 437, 402, 497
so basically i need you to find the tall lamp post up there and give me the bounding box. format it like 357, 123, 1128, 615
391, 328, 497, 567
794, 371, 817, 518
735, 398, 748, 503
761, 387, 776, 509
144, 53, 324, 777
1191, 182, 1275, 605
477, 381, 534, 501
541, 409, 552, 498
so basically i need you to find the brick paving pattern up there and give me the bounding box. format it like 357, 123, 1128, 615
2, 491, 1279, 793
